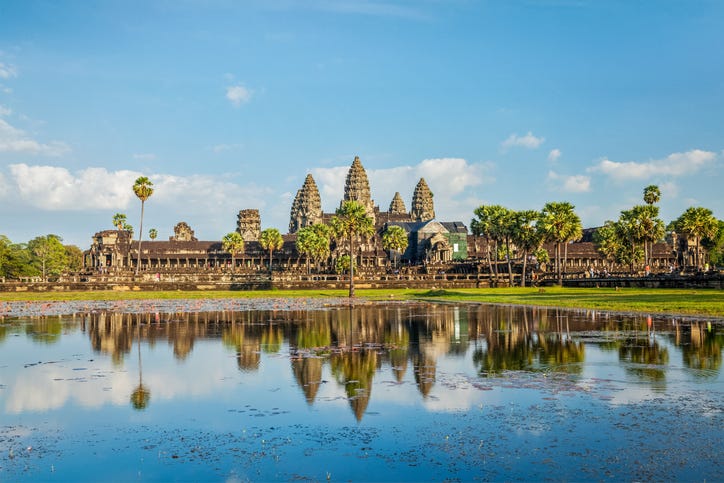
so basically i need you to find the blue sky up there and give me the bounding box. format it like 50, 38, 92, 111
1, 0, 722, 248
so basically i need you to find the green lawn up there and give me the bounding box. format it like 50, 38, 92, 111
0, 287, 722, 317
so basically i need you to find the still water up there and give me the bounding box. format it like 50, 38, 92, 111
1, 302, 722, 482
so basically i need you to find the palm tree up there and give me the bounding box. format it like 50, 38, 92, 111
331, 201, 374, 298
112, 213, 127, 230
259, 228, 284, 272
381, 225, 408, 268
643, 185, 661, 206
510, 210, 542, 287
131, 323, 150, 411
222, 232, 245, 270
132, 177, 154, 276
148, 228, 158, 241
540, 201, 582, 285
471, 205, 510, 282
672, 207, 718, 268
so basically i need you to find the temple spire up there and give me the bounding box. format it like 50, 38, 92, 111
342, 156, 375, 223
389, 192, 407, 215
289, 174, 323, 233
410, 178, 434, 222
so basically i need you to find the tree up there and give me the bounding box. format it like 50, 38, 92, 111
296, 225, 331, 274
330, 201, 374, 298
471, 205, 511, 282
643, 185, 661, 206
539, 202, 582, 285
222, 232, 245, 270
64, 245, 84, 272
671, 207, 718, 268
133, 176, 154, 275
259, 228, 284, 272
0, 239, 34, 279
112, 213, 127, 230
28, 234, 68, 281
123, 223, 134, 237
335, 254, 355, 275
510, 210, 543, 287
381, 225, 408, 268
149, 228, 158, 240
702, 220, 724, 266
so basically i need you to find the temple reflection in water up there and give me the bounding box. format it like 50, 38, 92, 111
9, 303, 722, 420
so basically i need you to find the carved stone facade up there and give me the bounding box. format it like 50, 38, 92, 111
289, 174, 323, 234
343, 156, 375, 223
410, 178, 435, 222
237, 209, 261, 241
171, 222, 197, 242
389, 192, 407, 215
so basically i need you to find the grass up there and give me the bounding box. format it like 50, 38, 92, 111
0, 287, 722, 317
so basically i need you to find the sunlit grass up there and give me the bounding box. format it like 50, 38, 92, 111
0, 287, 722, 317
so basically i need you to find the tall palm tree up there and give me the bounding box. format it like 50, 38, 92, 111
510, 210, 542, 287
540, 201, 582, 285
132, 177, 154, 276
471, 205, 510, 282
148, 228, 158, 241
643, 185, 661, 206
381, 225, 408, 268
672, 206, 718, 268
259, 228, 284, 272
222, 232, 245, 270
331, 201, 374, 298
112, 213, 127, 230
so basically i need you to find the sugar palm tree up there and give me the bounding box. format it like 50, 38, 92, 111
222, 232, 245, 271
133, 177, 154, 275
112, 213, 127, 230
148, 228, 158, 241
471, 205, 510, 282
259, 228, 284, 272
510, 210, 543, 287
331, 201, 374, 298
540, 201, 582, 285
672, 207, 718, 268
643, 185, 661, 206
381, 225, 408, 268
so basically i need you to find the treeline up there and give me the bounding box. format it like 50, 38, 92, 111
0, 234, 83, 280
470, 185, 724, 283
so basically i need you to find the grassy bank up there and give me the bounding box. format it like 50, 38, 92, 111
1, 287, 722, 317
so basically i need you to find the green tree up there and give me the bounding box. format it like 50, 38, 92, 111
471, 205, 511, 281
148, 228, 158, 240
671, 207, 718, 268
335, 254, 354, 275
381, 225, 408, 268
123, 223, 134, 237
28, 234, 68, 281
222, 232, 245, 270
112, 213, 127, 230
702, 220, 724, 266
510, 210, 543, 287
643, 184, 661, 206
133, 177, 154, 275
259, 228, 284, 272
539, 201, 582, 285
0, 240, 34, 278
330, 201, 374, 298
65, 245, 84, 272
296, 225, 331, 274
0, 235, 10, 278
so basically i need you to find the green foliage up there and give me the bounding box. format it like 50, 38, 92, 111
222, 232, 245, 258
539, 201, 582, 283
670, 206, 718, 268
643, 185, 661, 205
702, 220, 724, 265
382, 225, 408, 266
148, 228, 158, 240
296, 225, 331, 272
27, 234, 68, 280
112, 213, 127, 230
331, 201, 374, 297
259, 228, 285, 271
335, 254, 355, 274
65, 245, 84, 272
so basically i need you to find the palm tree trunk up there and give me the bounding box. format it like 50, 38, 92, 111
268, 248, 273, 273
349, 232, 355, 298
505, 237, 513, 285
135, 201, 145, 276
556, 242, 562, 285
521, 250, 528, 288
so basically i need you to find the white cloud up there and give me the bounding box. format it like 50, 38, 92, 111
312, 157, 489, 222
659, 181, 679, 199
501, 131, 545, 150
9, 164, 139, 210
132, 153, 156, 161
589, 149, 716, 181
0, 62, 17, 79
0, 119, 70, 156
226, 84, 252, 107
0, 104, 11, 117
548, 148, 561, 162
547, 171, 591, 193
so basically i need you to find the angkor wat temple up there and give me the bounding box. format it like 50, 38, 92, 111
84, 156, 693, 284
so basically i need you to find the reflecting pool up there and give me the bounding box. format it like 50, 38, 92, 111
1, 302, 722, 482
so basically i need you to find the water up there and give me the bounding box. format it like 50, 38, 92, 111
1, 302, 722, 482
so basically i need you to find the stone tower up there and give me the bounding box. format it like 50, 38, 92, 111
410, 178, 435, 222
289, 174, 323, 234
171, 222, 197, 241
389, 192, 407, 215
342, 156, 375, 223
237, 209, 261, 241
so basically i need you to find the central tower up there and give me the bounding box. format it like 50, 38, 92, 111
342, 156, 375, 224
